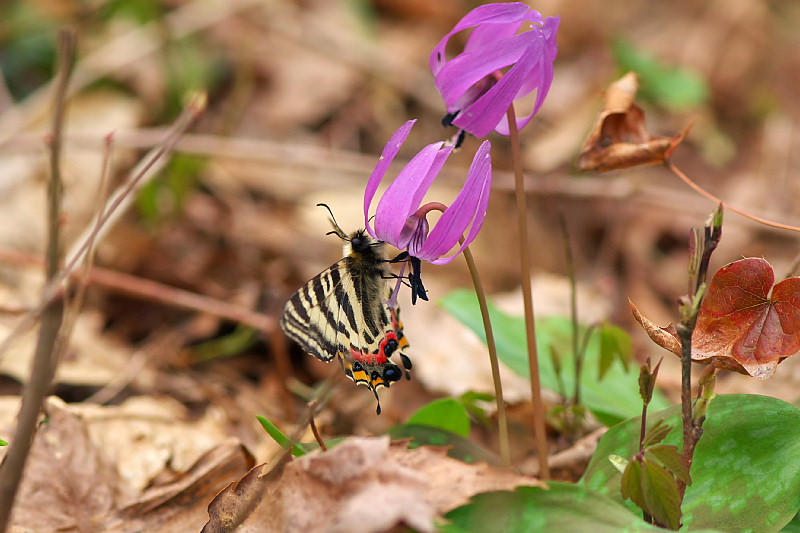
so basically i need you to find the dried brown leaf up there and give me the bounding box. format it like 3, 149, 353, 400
108, 439, 254, 533
200, 461, 276, 533
7, 397, 253, 533
577, 72, 691, 171
629, 300, 682, 357
202, 436, 542, 533
12, 397, 118, 532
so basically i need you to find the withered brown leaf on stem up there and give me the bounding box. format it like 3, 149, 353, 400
577, 72, 691, 171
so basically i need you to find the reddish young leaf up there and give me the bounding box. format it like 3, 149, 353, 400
632, 258, 800, 379
692, 257, 800, 378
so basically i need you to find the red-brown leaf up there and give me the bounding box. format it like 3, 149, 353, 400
693, 258, 800, 378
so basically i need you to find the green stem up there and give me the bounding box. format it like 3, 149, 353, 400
507, 105, 549, 478
557, 210, 580, 407
462, 246, 510, 466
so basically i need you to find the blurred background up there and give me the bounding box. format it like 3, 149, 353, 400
1, 0, 799, 457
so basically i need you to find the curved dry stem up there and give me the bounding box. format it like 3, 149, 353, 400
667, 160, 800, 233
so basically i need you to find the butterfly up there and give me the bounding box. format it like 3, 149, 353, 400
280, 205, 412, 414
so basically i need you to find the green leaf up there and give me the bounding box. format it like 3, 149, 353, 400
646, 444, 691, 485
440, 290, 670, 426
612, 38, 710, 110
255, 415, 313, 457
622, 456, 683, 530
407, 398, 471, 437
458, 391, 494, 427
641, 457, 683, 530
781, 512, 800, 532
642, 419, 672, 448
0, 438, 7, 446
192, 324, 258, 361
441, 482, 723, 533
599, 323, 632, 379
638, 358, 662, 405
609, 454, 629, 474
582, 394, 800, 532
621, 457, 646, 511
388, 424, 500, 465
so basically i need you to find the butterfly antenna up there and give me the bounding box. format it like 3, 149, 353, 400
317, 203, 348, 240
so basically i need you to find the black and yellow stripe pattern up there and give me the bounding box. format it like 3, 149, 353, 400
280, 226, 412, 413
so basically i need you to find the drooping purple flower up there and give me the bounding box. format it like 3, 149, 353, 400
364, 120, 492, 303
430, 2, 560, 139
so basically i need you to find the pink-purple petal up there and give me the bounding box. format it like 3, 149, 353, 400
374, 142, 452, 246
417, 141, 492, 263
451, 53, 536, 138
435, 32, 533, 109
364, 120, 416, 237
430, 2, 534, 74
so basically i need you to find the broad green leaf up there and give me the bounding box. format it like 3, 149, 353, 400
408, 398, 471, 437
599, 323, 632, 379
781, 512, 800, 532
613, 38, 709, 110
440, 290, 670, 426
389, 424, 501, 465
0, 438, 7, 446
441, 482, 723, 533
582, 394, 800, 532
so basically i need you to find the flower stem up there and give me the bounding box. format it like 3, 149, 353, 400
507, 105, 549, 478
462, 245, 510, 466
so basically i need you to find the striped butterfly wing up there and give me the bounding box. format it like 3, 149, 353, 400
281, 259, 351, 363
280, 230, 411, 412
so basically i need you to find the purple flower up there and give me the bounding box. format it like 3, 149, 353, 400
364, 120, 492, 303
430, 2, 560, 138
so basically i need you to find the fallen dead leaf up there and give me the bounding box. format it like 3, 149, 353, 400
201, 436, 544, 533
6, 397, 253, 533
576, 72, 690, 171
11, 397, 119, 532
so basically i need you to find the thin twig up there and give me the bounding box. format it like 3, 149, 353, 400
507, 105, 549, 479
0, 246, 277, 335
309, 414, 327, 452
0, 29, 75, 532
667, 160, 800, 233
462, 246, 510, 466
0, 95, 205, 365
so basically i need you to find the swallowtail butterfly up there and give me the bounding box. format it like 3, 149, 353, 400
280, 205, 412, 414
